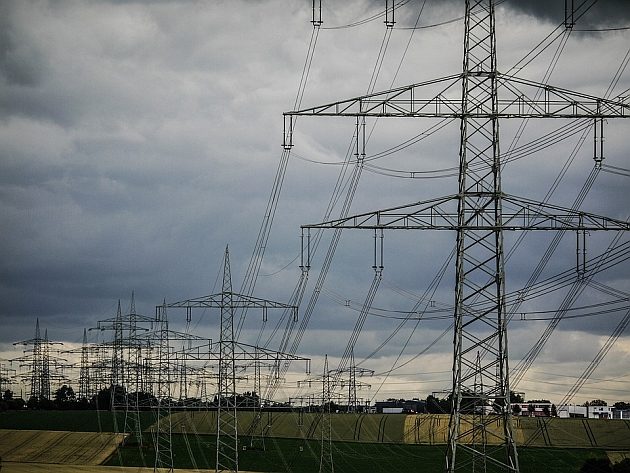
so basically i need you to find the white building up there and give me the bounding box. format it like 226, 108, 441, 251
557, 404, 614, 419
511, 402, 553, 417
613, 409, 630, 420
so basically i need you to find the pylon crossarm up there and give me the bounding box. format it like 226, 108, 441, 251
502, 195, 630, 230
164, 293, 297, 310
283, 73, 628, 122
300, 194, 628, 231
301, 195, 458, 229
230, 341, 310, 363
498, 73, 630, 117
285, 74, 462, 117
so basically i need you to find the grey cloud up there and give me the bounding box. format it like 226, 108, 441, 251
0, 0, 628, 403
504, 0, 630, 27
0, 3, 47, 87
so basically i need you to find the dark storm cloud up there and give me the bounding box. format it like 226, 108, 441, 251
0, 3, 47, 87
504, 0, 630, 27
0, 0, 628, 402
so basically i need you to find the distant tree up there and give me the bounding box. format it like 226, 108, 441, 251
93, 385, 126, 410
510, 391, 524, 403
2, 390, 13, 401
426, 395, 451, 414
527, 403, 535, 417
613, 458, 630, 473
54, 385, 76, 407
5, 397, 25, 410
613, 402, 630, 410
551, 404, 558, 417
580, 458, 612, 473
542, 405, 550, 417
27, 395, 54, 410
512, 404, 521, 415
588, 399, 608, 407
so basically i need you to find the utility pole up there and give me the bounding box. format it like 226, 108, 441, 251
284, 1, 630, 471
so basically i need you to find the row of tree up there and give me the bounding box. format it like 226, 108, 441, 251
0, 385, 267, 411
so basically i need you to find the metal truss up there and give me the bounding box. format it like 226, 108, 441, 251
331, 351, 373, 413
300, 194, 629, 232
12, 319, 66, 401
153, 303, 174, 473
284, 0, 629, 472
0, 362, 16, 394
163, 246, 309, 473
282, 73, 628, 148
298, 356, 335, 473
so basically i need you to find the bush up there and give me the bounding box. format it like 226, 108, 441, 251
613, 459, 630, 473
580, 458, 612, 473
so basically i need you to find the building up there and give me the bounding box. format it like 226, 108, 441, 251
557, 404, 614, 419
612, 408, 630, 420
511, 402, 553, 417
375, 398, 426, 414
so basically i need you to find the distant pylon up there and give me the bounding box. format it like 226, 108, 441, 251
154, 301, 174, 472
78, 328, 90, 400
12, 319, 64, 401
216, 246, 239, 473
319, 354, 333, 473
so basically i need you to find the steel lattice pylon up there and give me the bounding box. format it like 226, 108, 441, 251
163, 246, 310, 473
78, 328, 90, 400
154, 302, 174, 473
12, 319, 65, 402
216, 247, 239, 473
284, 0, 629, 472
446, 1, 519, 471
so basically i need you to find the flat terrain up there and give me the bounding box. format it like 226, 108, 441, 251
0, 463, 262, 473
0, 430, 125, 465
0, 410, 628, 472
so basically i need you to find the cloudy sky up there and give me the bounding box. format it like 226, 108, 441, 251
1, 0, 629, 405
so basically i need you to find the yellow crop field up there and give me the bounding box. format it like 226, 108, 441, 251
0, 430, 126, 465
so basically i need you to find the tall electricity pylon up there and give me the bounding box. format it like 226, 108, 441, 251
284, 1, 629, 471
12, 319, 65, 402
164, 246, 309, 473
154, 302, 174, 473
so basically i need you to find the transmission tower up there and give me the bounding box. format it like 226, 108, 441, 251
12, 319, 66, 402
78, 328, 90, 400
330, 350, 373, 413
283, 1, 629, 471
154, 302, 174, 473
320, 355, 333, 473
0, 361, 16, 395
164, 246, 309, 473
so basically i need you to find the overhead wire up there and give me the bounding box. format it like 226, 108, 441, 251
260, 14, 403, 406
236, 24, 322, 339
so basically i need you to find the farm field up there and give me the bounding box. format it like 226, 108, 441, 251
106, 433, 614, 473
0, 430, 125, 465
0, 410, 628, 472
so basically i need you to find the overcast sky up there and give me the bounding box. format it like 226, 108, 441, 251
1, 0, 629, 404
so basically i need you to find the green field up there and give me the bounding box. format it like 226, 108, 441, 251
0, 409, 157, 432
1, 410, 628, 472
105, 432, 612, 473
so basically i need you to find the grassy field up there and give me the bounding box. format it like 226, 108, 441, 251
105, 432, 612, 473
1, 410, 628, 472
